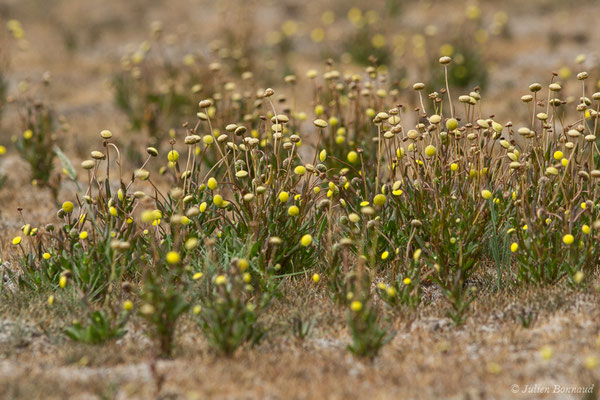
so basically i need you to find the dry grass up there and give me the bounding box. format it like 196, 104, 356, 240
2, 1, 600, 399
1, 279, 599, 399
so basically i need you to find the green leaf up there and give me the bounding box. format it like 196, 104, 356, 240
54, 146, 77, 181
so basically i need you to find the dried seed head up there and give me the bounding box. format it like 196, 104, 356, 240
81, 160, 95, 170
271, 114, 289, 124
549, 83, 561, 92
147, 147, 159, 157
407, 130, 419, 140
439, 56, 452, 65
529, 83, 542, 92
135, 169, 150, 180
313, 119, 328, 128
199, 99, 212, 109
185, 135, 201, 145
91, 151, 105, 160
100, 130, 113, 139
476, 119, 489, 129
521, 95, 533, 103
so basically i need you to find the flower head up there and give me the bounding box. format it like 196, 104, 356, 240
347, 151, 358, 164
350, 301, 362, 312
288, 205, 300, 216
563, 234, 574, 245
62, 201, 74, 214
168, 150, 179, 162
373, 194, 386, 206
166, 251, 181, 264
300, 234, 313, 247
279, 191, 289, 203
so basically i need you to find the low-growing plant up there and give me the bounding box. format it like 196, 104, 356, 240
347, 298, 395, 359
15, 99, 60, 201
64, 308, 130, 345
9, 43, 600, 364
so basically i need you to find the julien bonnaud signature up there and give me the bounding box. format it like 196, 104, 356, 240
511, 384, 595, 394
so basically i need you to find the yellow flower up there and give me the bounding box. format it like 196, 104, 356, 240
294, 165, 307, 175
279, 191, 289, 202
481, 190, 492, 200
574, 271, 584, 284
347, 151, 358, 164
386, 287, 397, 297
288, 205, 299, 216
123, 300, 133, 311
561, 158, 568, 167
350, 301, 362, 312
238, 258, 249, 272
312, 273, 320, 283
243, 272, 251, 283
213, 194, 224, 207
424, 145, 436, 157
583, 225, 591, 234
203, 135, 214, 145
553, 151, 564, 160
207, 177, 218, 190
62, 201, 74, 214
510, 242, 518, 253
59, 275, 67, 288
0, 145, 6, 155
446, 118, 458, 131
168, 150, 179, 162
403, 277, 411, 285
563, 234, 574, 245
300, 234, 313, 247
43, 252, 51, 260
79, 231, 88, 240
374, 194, 388, 207
48, 295, 55, 305
381, 251, 389, 260
319, 149, 327, 162
23, 129, 33, 139
192, 272, 203, 280
199, 202, 207, 213
585, 355, 598, 370
215, 275, 227, 285
193, 305, 202, 314
450, 163, 458, 171
12, 236, 22, 245
539, 345, 553, 360
109, 206, 117, 217
166, 251, 181, 264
